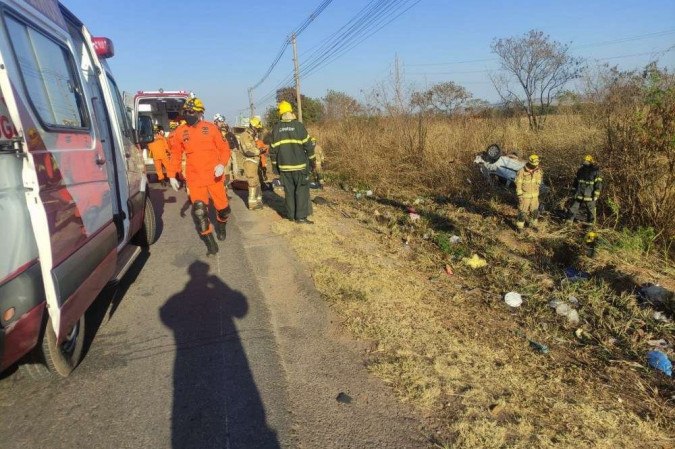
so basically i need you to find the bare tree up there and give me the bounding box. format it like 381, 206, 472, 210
364, 54, 415, 116
490, 30, 584, 129
411, 81, 472, 115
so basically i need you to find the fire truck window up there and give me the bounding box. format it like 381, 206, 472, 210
5, 16, 88, 129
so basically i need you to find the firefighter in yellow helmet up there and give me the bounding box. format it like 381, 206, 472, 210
514, 154, 543, 230
238, 116, 267, 210
308, 136, 325, 188
168, 97, 231, 255
567, 154, 602, 225
269, 101, 315, 223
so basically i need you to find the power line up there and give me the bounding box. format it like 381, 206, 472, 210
253, 0, 423, 109
406, 28, 675, 67
249, 0, 334, 91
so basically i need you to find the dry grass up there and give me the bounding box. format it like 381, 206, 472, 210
271, 184, 674, 448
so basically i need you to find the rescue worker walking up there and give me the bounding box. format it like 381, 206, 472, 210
309, 136, 325, 188
514, 154, 543, 231
168, 98, 231, 255
269, 101, 315, 224
239, 116, 266, 210
147, 125, 171, 187
567, 155, 603, 225
213, 113, 240, 183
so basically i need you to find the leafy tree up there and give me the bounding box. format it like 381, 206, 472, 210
323, 90, 363, 121
490, 29, 584, 129
265, 87, 324, 126
410, 81, 472, 115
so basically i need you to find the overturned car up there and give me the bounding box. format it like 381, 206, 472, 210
474, 144, 549, 196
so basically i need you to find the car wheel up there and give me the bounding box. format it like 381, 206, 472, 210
132, 197, 157, 247
20, 314, 86, 379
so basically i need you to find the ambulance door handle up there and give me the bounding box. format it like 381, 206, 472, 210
96, 155, 106, 165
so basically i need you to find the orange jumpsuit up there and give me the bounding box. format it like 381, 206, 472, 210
147, 133, 170, 181
169, 121, 231, 227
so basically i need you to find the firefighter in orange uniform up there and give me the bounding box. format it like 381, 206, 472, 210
168, 98, 231, 255
147, 125, 171, 187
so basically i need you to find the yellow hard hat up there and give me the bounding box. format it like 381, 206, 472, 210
277, 100, 293, 116
528, 154, 540, 166
249, 116, 262, 128
183, 97, 205, 113
584, 154, 594, 164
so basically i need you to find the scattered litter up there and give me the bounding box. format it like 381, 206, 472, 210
413, 197, 423, 205
647, 350, 672, 377
549, 298, 563, 309
653, 311, 672, 323
574, 328, 592, 341
566, 309, 580, 325
463, 254, 487, 269
564, 267, 590, 282
406, 206, 418, 214
444, 264, 454, 277
568, 296, 579, 306
409, 213, 421, 221
309, 181, 322, 189
355, 192, 363, 200
555, 302, 572, 316
647, 339, 671, 349
336, 392, 353, 404
449, 235, 462, 244
504, 291, 523, 308
365, 190, 373, 197
637, 283, 672, 306
528, 340, 549, 354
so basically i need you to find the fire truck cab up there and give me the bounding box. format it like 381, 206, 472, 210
0, 0, 156, 378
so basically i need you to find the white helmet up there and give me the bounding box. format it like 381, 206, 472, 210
213, 113, 225, 123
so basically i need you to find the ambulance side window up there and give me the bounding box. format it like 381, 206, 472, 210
5, 16, 88, 129
106, 75, 132, 139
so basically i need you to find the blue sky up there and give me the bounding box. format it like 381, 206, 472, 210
63, 0, 675, 122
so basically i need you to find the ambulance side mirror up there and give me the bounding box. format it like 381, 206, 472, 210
136, 115, 154, 145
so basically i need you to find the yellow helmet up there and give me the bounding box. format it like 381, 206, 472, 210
528, 154, 540, 166
169, 121, 179, 129
584, 154, 594, 164
249, 116, 262, 128
277, 100, 293, 116
183, 97, 205, 113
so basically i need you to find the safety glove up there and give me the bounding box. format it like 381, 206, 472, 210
214, 164, 225, 177
169, 177, 180, 191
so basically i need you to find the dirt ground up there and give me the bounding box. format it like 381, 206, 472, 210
268, 184, 674, 449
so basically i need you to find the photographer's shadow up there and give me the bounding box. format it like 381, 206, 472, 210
160, 261, 280, 449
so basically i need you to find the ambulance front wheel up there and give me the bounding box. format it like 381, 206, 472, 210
20, 314, 86, 379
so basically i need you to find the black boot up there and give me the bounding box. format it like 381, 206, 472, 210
202, 233, 219, 256
216, 220, 227, 241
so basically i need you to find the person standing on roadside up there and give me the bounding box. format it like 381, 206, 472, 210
238, 117, 266, 210
514, 154, 543, 231
567, 154, 603, 225
168, 98, 231, 255
148, 125, 171, 187
213, 113, 241, 183
269, 101, 315, 224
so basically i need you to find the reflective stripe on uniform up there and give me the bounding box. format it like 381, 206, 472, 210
270, 136, 310, 148
278, 163, 307, 171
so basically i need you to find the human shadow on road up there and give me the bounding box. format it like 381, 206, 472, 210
159, 261, 280, 449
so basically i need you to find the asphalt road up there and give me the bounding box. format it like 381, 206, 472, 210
0, 185, 426, 449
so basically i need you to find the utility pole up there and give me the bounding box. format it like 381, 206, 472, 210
248, 88, 255, 118
291, 33, 303, 122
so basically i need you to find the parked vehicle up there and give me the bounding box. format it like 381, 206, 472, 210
130, 90, 190, 182
0, 0, 156, 378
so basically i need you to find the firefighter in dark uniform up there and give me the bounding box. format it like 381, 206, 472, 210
567, 155, 603, 225
269, 100, 315, 224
